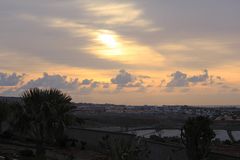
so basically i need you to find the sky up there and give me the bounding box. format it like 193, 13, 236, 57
0, 0, 240, 105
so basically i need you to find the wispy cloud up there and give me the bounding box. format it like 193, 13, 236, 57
83, 1, 160, 32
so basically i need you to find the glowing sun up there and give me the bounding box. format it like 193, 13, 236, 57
98, 34, 117, 48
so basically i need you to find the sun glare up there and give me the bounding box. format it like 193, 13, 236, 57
98, 34, 118, 48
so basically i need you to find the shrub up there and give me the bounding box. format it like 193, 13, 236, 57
99, 135, 150, 160
19, 149, 34, 157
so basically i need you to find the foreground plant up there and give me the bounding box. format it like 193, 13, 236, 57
0, 101, 10, 134
13, 88, 77, 160
181, 116, 215, 160
99, 135, 150, 160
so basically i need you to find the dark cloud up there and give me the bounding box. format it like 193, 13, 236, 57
111, 69, 151, 92
166, 69, 211, 88
90, 81, 100, 88
81, 79, 93, 85
138, 75, 151, 79
1, 73, 80, 96
165, 69, 240, 93
111, 69, 136, 88
20, 73, 79, 90
0, 70, 152, 96
79, 80, 108, 95
166, 71, 189, 87
79, 81, 101, 95
0, 72, 24, 86
188, 69, 208, 83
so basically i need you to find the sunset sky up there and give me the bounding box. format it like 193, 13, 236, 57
0, 0, 240, 105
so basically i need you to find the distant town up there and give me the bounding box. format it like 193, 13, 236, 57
2, 96, 240, 120
74, 103, 240, 120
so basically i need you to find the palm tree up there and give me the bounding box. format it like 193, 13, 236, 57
13, 88, 76, 160
181, 116, 215, 160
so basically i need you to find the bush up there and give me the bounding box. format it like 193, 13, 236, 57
223, 140, 232, 145
212, 138, 221, 145
181, 116, 215, 160
0, 130, 13, 139
99, 135, 150, 160
18, 149, 34, 157
80, 141, 87, 150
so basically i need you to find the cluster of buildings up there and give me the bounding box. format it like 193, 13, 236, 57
74, 103, 240, 120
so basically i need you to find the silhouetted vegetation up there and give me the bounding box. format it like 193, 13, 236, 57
99, 135, 150, 160
1, 89, 240, 160
181, 116, 215, 160
150, 135, 181, 144
11, 88, 77, 160
0, 101, 10, 133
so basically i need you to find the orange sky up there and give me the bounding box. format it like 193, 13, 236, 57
0, 0, 240, 105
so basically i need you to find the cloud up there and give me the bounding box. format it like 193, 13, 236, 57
79, 79, 108, 95
1, 0, 240, 77
1, 73, 80, 96
83, 2, 159, 31
1, 70, 152, 96
0, 0, 165, 72
81, 79, 93, 85
1, 72, 112, 96
0, 72, 24, 86
164, 69, 240, 94
157, 40, 240, 69
90, 81, 100, 88
0, 3, 128, 70
111, 69, 135, 88
79, 81, 101, 95
0, 69, 238, 105
166, 71, 189, 88
21, 73, 79, 90
188, 69, 209, 84
166, 69, 210, 88
158, 44, 190, 52
111, 69, 151, 92
138, 75, 151, 79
